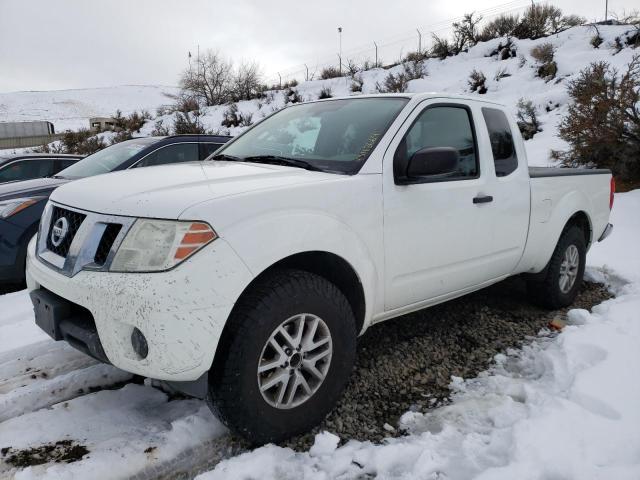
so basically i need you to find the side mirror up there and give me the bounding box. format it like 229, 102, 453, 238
406, 147, 459, 179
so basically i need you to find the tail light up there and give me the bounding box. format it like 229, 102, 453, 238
610, 176, 615, 210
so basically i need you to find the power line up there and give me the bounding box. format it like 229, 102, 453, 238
265, 0, 536, 85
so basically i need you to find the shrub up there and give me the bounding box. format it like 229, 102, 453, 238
362, 58, 383, 70
220, 104, 253, 128
552, 56, 640, 181
468, 69, 487, 94
318, 87, 333, 99
320, 66, 342, 80
345, 59, 360, 77
174, 111, 208, 134
494, 67, 511, 81
452, 12, 483, 50
376, 61, 425, 93
351, 74, 364, 93
591, 34, 604, 48
57, 129, 106, 155
513, 4, 584, 40
150, 120, 170, 136
404, 50, 428, 62
531, 43, 558, 80
283, 87, 303, 104
488, 38, 517, 60
231, 61, 264, 101
478, 13, 520, 41
430, 34, 455, 59
516, 99, 541, 139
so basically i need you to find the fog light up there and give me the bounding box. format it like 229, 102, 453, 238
131, 327, 148, 359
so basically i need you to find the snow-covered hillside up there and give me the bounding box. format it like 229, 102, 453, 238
2, 25, 637, 167
144, 24, 639, 167
0, 85, 177, 132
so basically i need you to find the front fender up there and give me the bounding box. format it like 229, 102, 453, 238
220, 210, 379, 329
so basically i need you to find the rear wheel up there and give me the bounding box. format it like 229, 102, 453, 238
527, 226, 586, 309
207, 269, 357, 444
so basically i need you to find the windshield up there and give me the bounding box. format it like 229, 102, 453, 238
56, 137, 158, 179
218, 97, 408, 173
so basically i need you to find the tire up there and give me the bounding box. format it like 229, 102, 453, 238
527, 226, 586, 309
207, 268, 357, 444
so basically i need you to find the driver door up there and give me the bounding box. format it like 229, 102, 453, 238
383, 101, 497, 311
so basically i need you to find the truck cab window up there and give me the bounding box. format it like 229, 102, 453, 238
482, 107, 518, 177
395, 106, 478, 180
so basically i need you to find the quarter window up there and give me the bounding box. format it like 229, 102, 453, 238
482, 107, 518, 177
395, 105, 478, 181
135, 143, 199, 168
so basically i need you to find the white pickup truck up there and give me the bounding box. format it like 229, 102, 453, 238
26, 94, 614, 443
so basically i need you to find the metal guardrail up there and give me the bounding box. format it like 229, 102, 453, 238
0, 134, 65, 150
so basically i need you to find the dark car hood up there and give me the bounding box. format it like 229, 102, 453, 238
0, 177, 70, 200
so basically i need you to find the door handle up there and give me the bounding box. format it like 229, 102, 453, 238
473, 195, 493, 204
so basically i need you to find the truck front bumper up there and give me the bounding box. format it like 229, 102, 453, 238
26, 236, 253, 382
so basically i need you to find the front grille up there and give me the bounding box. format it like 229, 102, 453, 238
94, 224, 122, 265
46, 207, 86, 257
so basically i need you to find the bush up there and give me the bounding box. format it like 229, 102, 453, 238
488, 38, 517, 60
552, 56, 640, 181
150, 120, 171, 136
531, 43, 558, 80
351, 74, 364, 93
516, 99, 541, 139
283, 87, 303, 104
468, 69, 487, 94
404, 50, 428, 62
513, 4, 584, 40
320, 66, 342, 80
430, 34, 455, 59
231, 61, 264, 101
220, 104, 253, 128
494, 67, 511, 81
376, 61, 425, 93
591, 34, 604, 48
318, 87, 333, 99
51, 129, 106, 155
173, 111, 208, 134
478, 13, 520, 41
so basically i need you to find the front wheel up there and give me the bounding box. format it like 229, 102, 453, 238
207, 269, 357, 444
527, 226, 586, 309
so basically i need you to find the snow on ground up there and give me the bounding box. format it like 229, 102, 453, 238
196, 191, 640, 479
0, 85, 177, 132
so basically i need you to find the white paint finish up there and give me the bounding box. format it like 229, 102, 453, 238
28, 94, 613, 383
27, 237, 253, 381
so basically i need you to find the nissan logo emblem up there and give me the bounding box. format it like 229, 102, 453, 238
51, 217, 69, 247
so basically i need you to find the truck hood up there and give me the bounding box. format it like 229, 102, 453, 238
50, 161, 337, 218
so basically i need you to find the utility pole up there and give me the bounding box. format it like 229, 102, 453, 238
417, 29, 422, 53
605, 0, 608, 21
338, 27, 343, 75
374, 41, 378, 66
304, 64, 309, 81
278, 72, 282, 89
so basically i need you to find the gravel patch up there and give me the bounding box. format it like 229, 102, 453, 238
282, 278, 611, 449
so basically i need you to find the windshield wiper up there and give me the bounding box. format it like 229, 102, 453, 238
242, 155, 323, 172
210, 153, 243, 162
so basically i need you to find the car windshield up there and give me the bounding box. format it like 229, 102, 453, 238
217, 97, 409, 174
55, 137, 158, 179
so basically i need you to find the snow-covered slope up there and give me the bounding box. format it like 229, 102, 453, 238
0, 85, 177, 132
146, 24, 639, 167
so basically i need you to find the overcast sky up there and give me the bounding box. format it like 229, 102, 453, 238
0, 0, 636, 93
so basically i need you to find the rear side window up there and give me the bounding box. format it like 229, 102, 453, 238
482, 108, 518, 177
0, 159, 56, 182
134, 143, 199, 168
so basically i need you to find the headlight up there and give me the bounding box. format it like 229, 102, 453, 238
0, 197, 45, 218
110, 219, 217, 272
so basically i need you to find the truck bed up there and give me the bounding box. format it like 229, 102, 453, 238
529, 167, 611, 178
